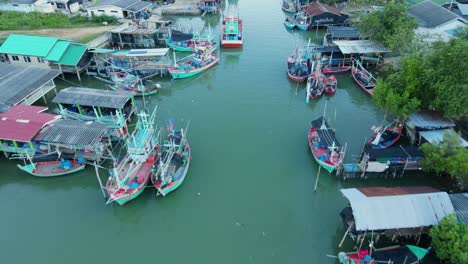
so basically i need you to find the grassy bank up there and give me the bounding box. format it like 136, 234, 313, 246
0, 11, 118, 30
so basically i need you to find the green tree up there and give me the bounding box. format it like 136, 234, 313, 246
430, 214, 468, 264
420, 132, 468, 188
358, 0, 418, 53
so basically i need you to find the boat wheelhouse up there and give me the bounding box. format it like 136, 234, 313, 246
52, 87, 135, 139
221, 16, 243, 47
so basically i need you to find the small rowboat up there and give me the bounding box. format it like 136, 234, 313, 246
324, 75, 337, 95
321, 66, 351, 74
367, 122, 403, 149
308, 72, 326, 100
351, 65, 375, 96
17, 160, 85, 177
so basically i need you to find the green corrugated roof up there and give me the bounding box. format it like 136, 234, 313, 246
43, 41, 70, 61
0, 34, 58, 57
58, 45, 87, 66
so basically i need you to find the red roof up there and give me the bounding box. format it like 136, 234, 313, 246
0, 105, 59, 142
303, 2, 344, 17
358, 186, 440, 197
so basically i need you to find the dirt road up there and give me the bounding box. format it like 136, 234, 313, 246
156, 0, 202, 15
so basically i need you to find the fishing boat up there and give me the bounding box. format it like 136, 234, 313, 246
287, 54, 309, 82
168, 46, 219, 79
351, 60, 376, 96
339, 245, 430, 264
17, 159, 85, 177
166, 29, 215, 52
110, 80, 160, 96
308, 116, 345, 173
368, 121, 403, 149
151, 121, 191, 197
307, 72, 326, 100
106, 109, 160, 205
324, 75, 337, 95
282, 0, 298, 13
321, 65, 351, 74
110, 72, 139, 85
221, 16, 243, 47
284, 18, 297, 29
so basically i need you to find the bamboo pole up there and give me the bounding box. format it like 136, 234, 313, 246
338, 223, 353, 248
314, 166, 321, 191
94, 161, 107, 199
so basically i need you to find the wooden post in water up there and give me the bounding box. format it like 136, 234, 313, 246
94, 161, 107, 199
338, 223, 353, 248
314, 166, 321, 191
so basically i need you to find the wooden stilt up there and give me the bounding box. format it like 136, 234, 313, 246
76, 67, 81, 81
94, 161, 107, 199
314, 166, 321, 191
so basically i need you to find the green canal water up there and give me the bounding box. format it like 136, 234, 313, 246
1, 1, 442, 263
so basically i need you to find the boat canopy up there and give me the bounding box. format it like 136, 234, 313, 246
225, 19, 239, 35
53, 87, 134, 109
169, 30, 194, 42
34, 119, 108, 148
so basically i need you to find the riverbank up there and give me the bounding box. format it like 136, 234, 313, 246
156, 0, 202, 16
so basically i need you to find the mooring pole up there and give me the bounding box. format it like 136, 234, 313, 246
338, 223, 353, 248
314, 166, 321, 191
94, 161, 107, 199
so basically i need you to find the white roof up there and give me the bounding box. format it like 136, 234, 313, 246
333, 40, 390, 54
459, 4, 468, 16
341, 188, 454, 231
113, 48, 169, 57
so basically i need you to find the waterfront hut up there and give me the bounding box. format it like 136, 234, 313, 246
339, 187, 454, 246
0, 105, 60, 157
34, 119, 109, 161
322, 26, 363, 46
332, 40, 390, 65
0, 63, 60, 106
408, 0, 466, 42
405, 110, 456, 145
449, 193, 468, 226
109, 26, 167, 49
0, 34, 90, 80
52, 87, 135, 139
86, 0, 152, 19
297, 2, 349, 30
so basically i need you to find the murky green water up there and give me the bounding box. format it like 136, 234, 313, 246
1, 1, 441, 263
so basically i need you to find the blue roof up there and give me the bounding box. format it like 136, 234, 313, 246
407, 111, 455, 129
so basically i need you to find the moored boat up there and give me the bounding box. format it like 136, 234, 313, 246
106, 109, 160, 205
166, 29, 215, 52
17, 159, 85, 177
324, 75, 337, 95
307, 72, 326, 99
367, 121, 403, 149
287, 54, 309, 82
339, 245, 429, 264
110, 80, 160, 96
351, 61, 376, 96
321, 65, 351, 74
151, 121, 191, 197
221, 16, 243, 47
284, 18, 296, 29
168, 46, 219, 79
308, 116, 345, 173
282, 0, 298, 13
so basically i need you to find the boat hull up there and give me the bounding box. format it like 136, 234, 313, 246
284, 21, 296, 29
221, 40, 243, 47
351, 67, 375, 96
297, 24, 309, 31
287, 71, 307, 82
169, 56, 219, 79
167, 42, 194, 52
322, 66, 351, 74
17, 161, 85, 177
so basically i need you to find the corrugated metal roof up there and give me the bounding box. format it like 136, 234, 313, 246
0, 105, 59, 142
419, 129, 468, 147
407, 110, 455, 129
303, 2, 343, 16
0, 34, 59, 57
43, 41, 70, 62
52, 87, 134, 109
327, 26, 361, 39
111, 48, 169, 57
449, 193, 468, 225
88, 0, 151, 12
0, 63, 61, 106
35, 120, 108, 147
341, 188, 454, 231
408, 0, 460, 28
333, 40, 390, 54
57, 45, 87, 67
458, 4, 468, 15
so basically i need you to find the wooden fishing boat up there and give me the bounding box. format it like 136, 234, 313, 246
110, 81, 160, 96
106, 109, 160, 205
221, 16, 243, 47
308, 116, 345, 173
324, 75, 337, 95
284, 18, 296, 29
368, 122, 403, 149
17, 160, 85, 177
340, 245, 429, 264
151, 122, 191, 197
287, 54, 308, 82
308, 72, 326, 100
282, 0, 298, 13
166, 29, 215, 52
321, 65, 351, 74
110, 72, 139, 85
169, 46, 219, 79
351, 61, 376, 96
